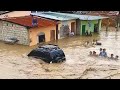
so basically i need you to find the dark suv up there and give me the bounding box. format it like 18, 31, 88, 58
28, 44, 66, 63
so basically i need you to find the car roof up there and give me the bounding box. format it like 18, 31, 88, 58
40, 45, 59, 49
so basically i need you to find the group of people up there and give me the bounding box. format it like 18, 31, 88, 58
92, 39, 102, 45
84, 39, 102, 47
85, 30, 92, 36
89, 48, 119, 60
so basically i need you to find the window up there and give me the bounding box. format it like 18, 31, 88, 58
32, 17, 38, 27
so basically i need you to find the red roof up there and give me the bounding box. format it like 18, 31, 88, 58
1, 15, 57, 27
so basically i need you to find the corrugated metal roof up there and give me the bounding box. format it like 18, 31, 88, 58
31, 12, 78, 21
31, 12, 109, 21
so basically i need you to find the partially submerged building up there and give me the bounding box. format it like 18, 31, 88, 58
31, 12, 108, 36
31, 12, 77, 39
0, 11, 109, 46
0, 15, 57, 46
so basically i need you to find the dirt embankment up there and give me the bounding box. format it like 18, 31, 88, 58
102, 16, 116, 27
88, 11, 117, 27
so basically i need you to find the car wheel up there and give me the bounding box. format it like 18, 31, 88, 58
60, 60, 63, 63
57, 60, 62, 63
46, 60, 50, 63
57, 60, 60, 63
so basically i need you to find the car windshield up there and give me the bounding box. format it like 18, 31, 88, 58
50, 49, 64, 59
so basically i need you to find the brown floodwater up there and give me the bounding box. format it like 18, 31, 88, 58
0, 27, 120, 79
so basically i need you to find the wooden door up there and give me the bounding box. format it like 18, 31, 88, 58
94, 24, 98, 32
82, 25, 86, 35
71, 22, 75, 33
50, 30, 55, 41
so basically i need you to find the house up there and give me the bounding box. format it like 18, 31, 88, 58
31, 12, 78, 39
31, 12, 108, 36
0, 11, 108, 46
0, 15, 57, 46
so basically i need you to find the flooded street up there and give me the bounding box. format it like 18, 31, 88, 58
1, 27, 120, 79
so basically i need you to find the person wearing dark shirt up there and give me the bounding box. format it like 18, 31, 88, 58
99, 48, 103, 56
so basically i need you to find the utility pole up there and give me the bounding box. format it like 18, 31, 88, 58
116, 11, 120, 31
106, 18, 110, 31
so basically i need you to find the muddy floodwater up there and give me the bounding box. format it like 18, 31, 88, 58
1, 27, 120, 79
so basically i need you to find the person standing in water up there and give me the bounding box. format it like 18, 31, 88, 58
89, 31, 92, 36
84, 41, 90, 47
114, 55, 119, 60
109, 54, 114, 60
89, 51, 93, 56
93, 51, 98, 57
92, 39, 96, 45
101, 48, 107, 57
85, 30, 89, 36
99, 48, 103, 56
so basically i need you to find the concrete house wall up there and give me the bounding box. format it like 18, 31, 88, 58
0, 20, 30, 45
80, 19, 102, 35
57, 19, 76, 39
29, 26, 56, 46
76, 19, 81, 35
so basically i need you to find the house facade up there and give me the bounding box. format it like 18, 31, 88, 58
0, 20, 29, 45
31, 12, 108, 36
77, 19, 102, 35
0, 15, 57, 46
57, 19, 76, 39
31, 12, 77, 39
0, 11, 108, 46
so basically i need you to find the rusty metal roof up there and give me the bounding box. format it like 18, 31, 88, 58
1, 15, 57, 27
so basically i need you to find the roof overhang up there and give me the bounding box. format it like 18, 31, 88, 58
31, 13, 78, 21
31, 12, 110, 21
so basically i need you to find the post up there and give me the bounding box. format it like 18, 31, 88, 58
106, 18, 109, 31
97, 19, 100, 33
116, 11, 120, 31
56, 23, 58, 40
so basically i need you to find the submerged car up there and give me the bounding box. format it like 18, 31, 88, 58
28, 44, 66, 63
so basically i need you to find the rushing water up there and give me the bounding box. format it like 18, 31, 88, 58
0, 27, 120, 79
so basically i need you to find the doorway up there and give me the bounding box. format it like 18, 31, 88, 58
50, 30, 55, 41
71, 22, 75, 33
94, 24, 98, 33
38, 32, 45, 43
82, 25, 86, 35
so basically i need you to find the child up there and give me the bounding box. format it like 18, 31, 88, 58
99, 48, 103, 56
93, 51, 98, 57
89, 51, 93, 56
109, 54, 114, 60
114, 55, 119, 60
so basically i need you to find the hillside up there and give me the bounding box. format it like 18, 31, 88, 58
88, 11, 118, 27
